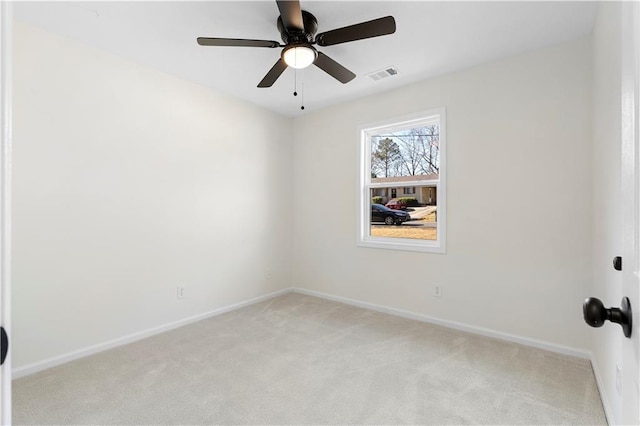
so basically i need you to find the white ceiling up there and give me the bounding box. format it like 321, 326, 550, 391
14, 1, 598, 117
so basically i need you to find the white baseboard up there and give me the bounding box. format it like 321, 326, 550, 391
14, 286, 592, 379
293, 287, 591, 360
590, 352, 615, 425
12, 287, 294, 379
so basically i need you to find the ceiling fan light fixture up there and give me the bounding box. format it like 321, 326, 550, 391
282, 45, 317, 69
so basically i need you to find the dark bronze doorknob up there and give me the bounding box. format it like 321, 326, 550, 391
583, 297, 632, 338
613, 256, 622, 271
0, 326, 7, 365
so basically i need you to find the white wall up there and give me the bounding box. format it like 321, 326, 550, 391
12, 18, 599, 373
12, 22, 292, 369
591, 2, 623, 423
292, 37, 593, 351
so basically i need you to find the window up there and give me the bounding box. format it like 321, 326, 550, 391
358, 108, 446, 253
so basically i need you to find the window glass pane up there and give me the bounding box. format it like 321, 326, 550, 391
369, 187, 437, 241
370, 124, 439, 181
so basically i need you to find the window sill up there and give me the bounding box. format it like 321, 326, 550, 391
357, 237, 446, 254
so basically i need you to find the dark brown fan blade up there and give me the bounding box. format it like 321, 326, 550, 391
276, 0, 304, 32
314, 52, 355, 84
315, 16, 396, 47
197, 37, 280, 48
258, 58, 288, 87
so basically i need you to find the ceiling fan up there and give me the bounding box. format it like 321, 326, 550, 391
197, 0, 396, 88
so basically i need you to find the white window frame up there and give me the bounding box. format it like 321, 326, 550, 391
357, 108, 446, 253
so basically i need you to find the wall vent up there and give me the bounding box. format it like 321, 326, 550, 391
367, 66, 399, 82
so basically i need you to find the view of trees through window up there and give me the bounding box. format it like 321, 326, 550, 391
370, 124, 439, 178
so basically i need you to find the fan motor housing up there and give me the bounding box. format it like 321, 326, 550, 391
277, 10, 318, 44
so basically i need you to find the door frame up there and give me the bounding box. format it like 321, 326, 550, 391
0, 2, 12, 425
621, 1, 640, 424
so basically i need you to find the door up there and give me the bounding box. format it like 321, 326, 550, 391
0, 2, 11, 425
621, 2, 640, 424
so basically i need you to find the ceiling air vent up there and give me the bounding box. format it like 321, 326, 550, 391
367, 66, 399, 82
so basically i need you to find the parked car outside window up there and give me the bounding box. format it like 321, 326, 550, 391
385, 198, 407, 210
371, 203, 410, 226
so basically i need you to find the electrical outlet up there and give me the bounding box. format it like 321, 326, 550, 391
433, 284, 442, 298
177, 286, 185, 300
616, 364, 622, 395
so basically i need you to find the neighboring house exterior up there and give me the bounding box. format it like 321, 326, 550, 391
371, 174, 438, 205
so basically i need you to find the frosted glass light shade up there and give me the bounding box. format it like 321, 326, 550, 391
283, 46, 316, 69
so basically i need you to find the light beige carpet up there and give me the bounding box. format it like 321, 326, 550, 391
13, 293, 606, 425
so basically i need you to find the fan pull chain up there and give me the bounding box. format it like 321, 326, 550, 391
293, 70, 298, 97
300, 83, 305, 110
